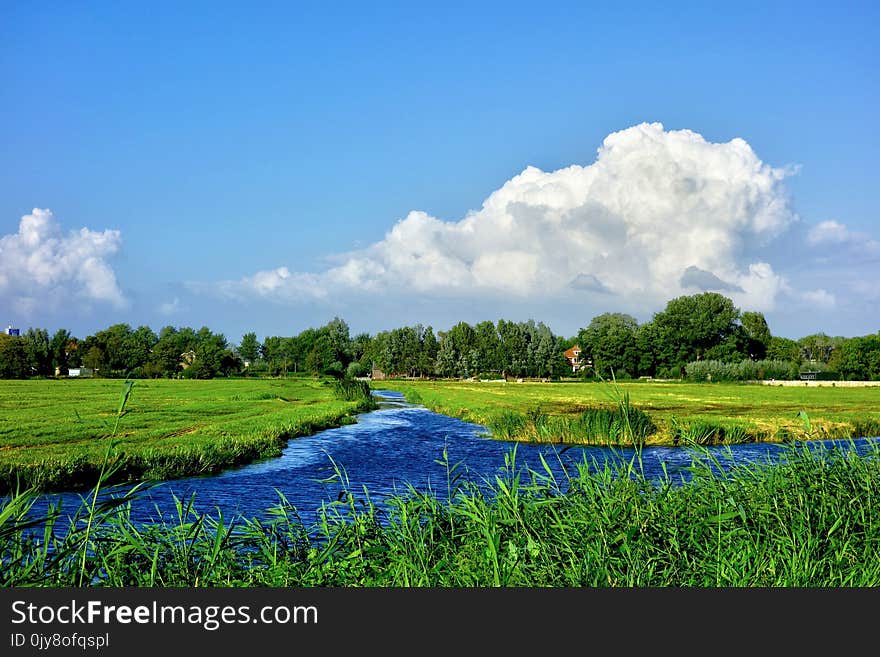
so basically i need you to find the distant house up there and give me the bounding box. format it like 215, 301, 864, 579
564, 345, 590, 373
5, 325, 19, 336
372, 365, 402, 380
180, 350, 196, 369
66, 367, 93, 378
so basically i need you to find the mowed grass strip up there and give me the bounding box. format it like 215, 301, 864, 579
0, 377, 371, 493
374, 380, 880, 445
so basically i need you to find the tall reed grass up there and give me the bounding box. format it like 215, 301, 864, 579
486, 392, 656, 446
331, 377, 377, 409
5, 437, 879, 586
670, 418, 756, 446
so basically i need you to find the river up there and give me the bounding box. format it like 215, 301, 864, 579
26, 390, 880, 527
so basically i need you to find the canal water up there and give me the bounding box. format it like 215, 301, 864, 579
28, 390, 880, 527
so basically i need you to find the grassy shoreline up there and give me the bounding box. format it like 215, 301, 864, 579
373, 379, 880, 446
3, 438, 879, 586
0, 377, 375, 494
3, 377, 877, 495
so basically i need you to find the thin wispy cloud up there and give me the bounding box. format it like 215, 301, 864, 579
807, 219, 880, 253
802, 289, 837, 308
158, 297, 184, 316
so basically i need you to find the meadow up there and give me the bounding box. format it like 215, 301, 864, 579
0, 377, 374, 493
3, 376, 880, 586
373, 379, 880, 446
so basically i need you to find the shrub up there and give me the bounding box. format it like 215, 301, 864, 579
331, 378, 377, 410
486, 394, 656, 446
685, 359, 799, 382
851, 419, 880, 439
671, 418, 757, 445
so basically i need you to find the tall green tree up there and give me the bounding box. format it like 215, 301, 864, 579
474, 321, 501, 374
766, 336, 802, 364
23, 328, 52, 376
578, 313, 640, 378
96, 323, 134, 373
261, 335, 290, 375
497, 320, 528, 377
434, 322, 481, 378
741, 311, 771, 360
370, 327, 418, 375
237, 332, 260, 363
127, 325, 158, 371
434, 337, 457, 378
350, 332, 373, 367
0, 334, 29, 378
50, 328, 72, 375
82, 346, 106, 372
532, 328, 561, 378
830, 334, 880, 380
184, 328, 237, 378
322, 317, 352, 373
149, 326, 185, 377
635, 322, 658, 377
65, 336, 81, 368
305, 346, 325, 375
798, 333, 843, 364
652, 293, 742, 370
419, 326, 439, 377
444, 322, 479, 377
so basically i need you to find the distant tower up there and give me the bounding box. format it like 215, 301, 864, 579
5, 325, 20, 336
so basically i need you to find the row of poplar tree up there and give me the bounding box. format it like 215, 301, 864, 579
1, 292, 878, 380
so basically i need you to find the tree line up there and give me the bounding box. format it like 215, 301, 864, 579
1, 292, 878, 381
575, 293, 880, 381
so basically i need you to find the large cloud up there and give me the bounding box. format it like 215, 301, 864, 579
215, 122, 802, 312
0, 208, 126, 314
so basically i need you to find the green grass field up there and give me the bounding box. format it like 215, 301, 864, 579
373, 379, 880, 445
3, 377, 880, 586
0, 377, 372, 493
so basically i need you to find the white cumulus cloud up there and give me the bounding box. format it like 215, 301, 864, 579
213, 122, 803, 312
0, 208, 126, 313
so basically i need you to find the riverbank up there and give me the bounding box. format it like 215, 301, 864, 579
4, 436, 879, 586
374, 379, 880, 446
0, 378, 375, 493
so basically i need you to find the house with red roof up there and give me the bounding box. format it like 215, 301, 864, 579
564, 344, 589, 373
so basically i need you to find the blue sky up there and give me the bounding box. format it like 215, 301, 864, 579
1, 1, 878, 344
